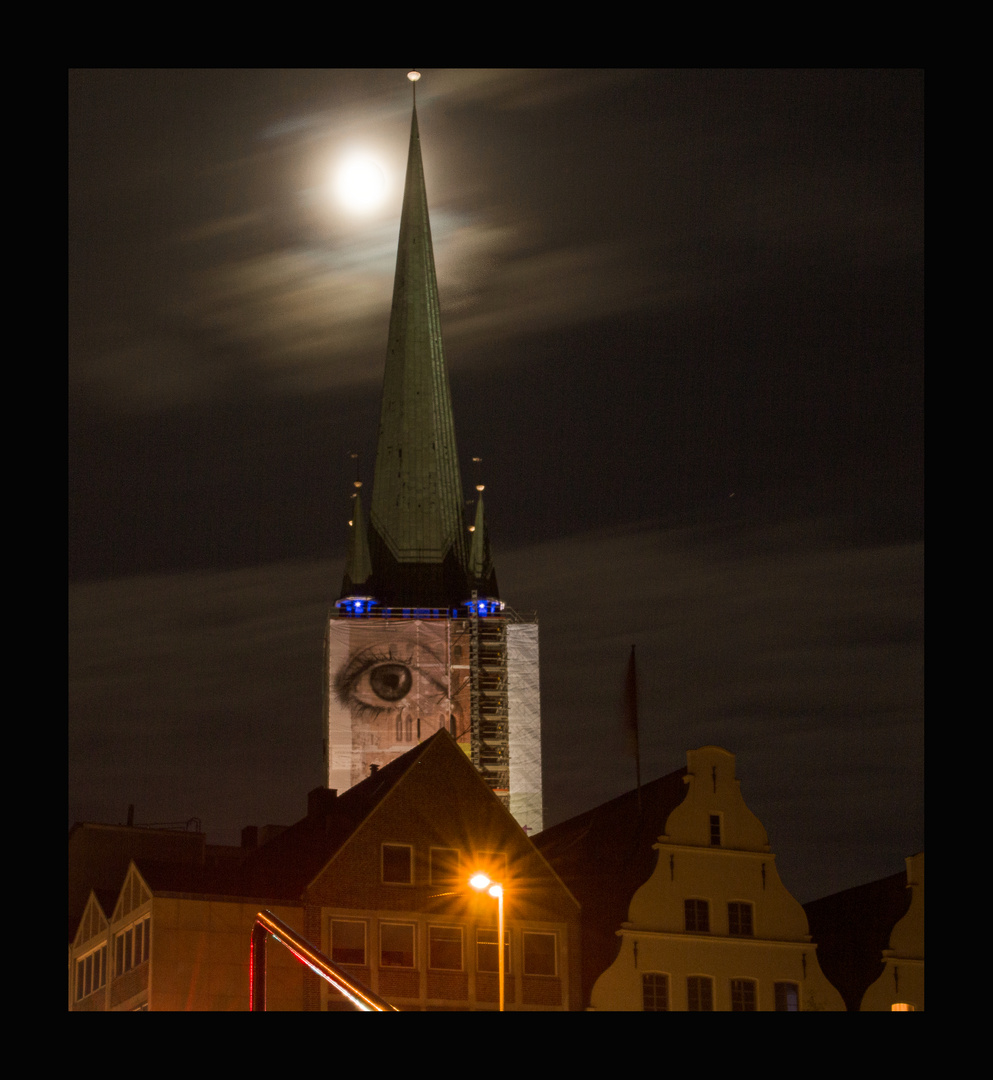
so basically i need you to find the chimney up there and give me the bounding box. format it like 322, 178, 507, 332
307, 787, 338, 820
241, 825, 258, 850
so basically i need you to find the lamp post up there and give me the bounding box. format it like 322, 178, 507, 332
469, 872, 504, 1012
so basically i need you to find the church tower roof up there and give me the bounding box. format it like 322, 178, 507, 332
342, 85, 487, 609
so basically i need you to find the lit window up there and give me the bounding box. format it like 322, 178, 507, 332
331, 920, 366, 966
892, 1002, 915, 1011
428, 926, 463, 971
115, 916, 150, 977
642, 973, 669, 1011
380, 923, 415, 968
731, 979, 757, 1011
728, 902, 754, 936
429, 847, 460, 884
382, 844, 413, 884
709, 814, 722, 846
476, 928, 511, 973
75, 944, 108, 1002
685, 899, 710, 933
523, 931, 556, 976
687, 975, 714, 1011
775, 982, 800, 1011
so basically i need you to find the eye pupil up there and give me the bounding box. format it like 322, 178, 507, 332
369, 663, 412, 701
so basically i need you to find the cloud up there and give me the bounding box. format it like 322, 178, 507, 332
69, 519, 922, 899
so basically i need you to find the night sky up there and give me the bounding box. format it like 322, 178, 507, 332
69, 69, 924, 902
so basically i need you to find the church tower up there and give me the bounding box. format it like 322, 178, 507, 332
324, 75, 543, 834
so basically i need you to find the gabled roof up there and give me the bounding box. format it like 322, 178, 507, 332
803, 868, 914, 1012
533, 767, 688, 1006
242, 732, 441, 900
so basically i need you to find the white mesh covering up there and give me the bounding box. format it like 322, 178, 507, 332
507, 621, 543, 835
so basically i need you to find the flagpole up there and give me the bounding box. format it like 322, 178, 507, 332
625, 645, 642, 815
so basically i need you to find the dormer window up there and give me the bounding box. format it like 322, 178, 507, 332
382, 843, 413, 884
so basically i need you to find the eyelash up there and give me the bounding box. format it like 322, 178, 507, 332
335, 648, 413, 708
335, 647, 448, 720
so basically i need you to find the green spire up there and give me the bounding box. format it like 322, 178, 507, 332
369, 104, 468, 576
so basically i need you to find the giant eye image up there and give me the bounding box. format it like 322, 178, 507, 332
368, 663, 412, 702
327, 621, 470, 788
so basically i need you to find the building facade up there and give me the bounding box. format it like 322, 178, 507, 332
537, 746, 845, 1011
70, 732, 578, 1011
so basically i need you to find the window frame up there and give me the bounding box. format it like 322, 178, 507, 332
75, 943, 108, 1002
774, 981, 800, 1012
709, 813, 722, 846
687, 974, 714, 1011
330, 918, 367, 967
379, 921, 416, 969
428, 924, 464, 972
684, 898, 710, 933
429, 846, 460, 885
727, 900, 754, 937
522, 930, 557, 976
114, 915, 150, 977
731, 978, 758, 1012
381, 843, 414, 885
642, 972, 670, 1011
476, 926, 511, 974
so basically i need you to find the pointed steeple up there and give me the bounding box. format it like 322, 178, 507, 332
361, 94, 471, 607
342, 489, 372, 590
469, 493, 487, 581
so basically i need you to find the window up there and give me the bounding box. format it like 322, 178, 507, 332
775, 982, 800, 1011
476, 928, 511, 973
642, 973, 669, 1011
382, 843, 413, 884
115, 916, 150, 976
728, 901, 754, 937
428, 926, 463, 971
709, 814, 722, 846
522, 931, 556, 976
331, 920, 366, 966
75, 944, 108, 1002
430, 847, 460, 885
380, 923, 415, 968
731, 979, 757, 1011
687, 975, 714, 1011
684, 899, 710, 932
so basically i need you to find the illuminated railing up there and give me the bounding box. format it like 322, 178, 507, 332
334, 598, 521, 620
250, 909, 397, 1012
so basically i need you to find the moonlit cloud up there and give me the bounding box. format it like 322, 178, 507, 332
69, 520, 923, 899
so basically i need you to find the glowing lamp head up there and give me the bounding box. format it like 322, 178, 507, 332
407, 71, 421, 82
469, 873, 502, 899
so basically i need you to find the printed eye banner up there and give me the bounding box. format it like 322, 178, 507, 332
326, 619, 471, 791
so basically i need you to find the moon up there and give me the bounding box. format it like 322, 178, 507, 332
335, 154, 388, 213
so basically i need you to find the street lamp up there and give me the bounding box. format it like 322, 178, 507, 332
469, 872, 505, 1012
